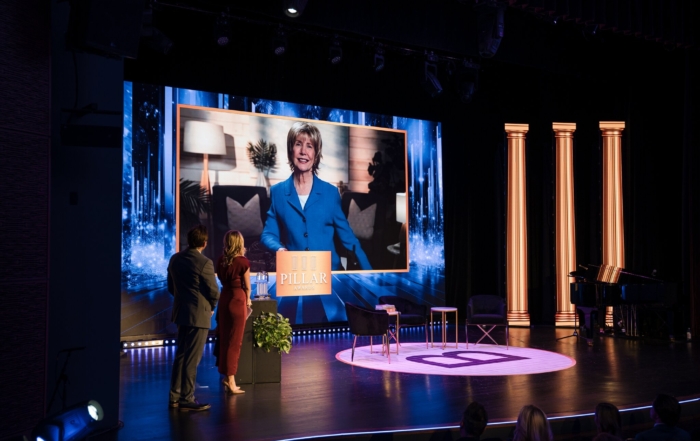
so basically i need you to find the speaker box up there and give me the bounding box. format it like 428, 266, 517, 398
66, 0, 144, 59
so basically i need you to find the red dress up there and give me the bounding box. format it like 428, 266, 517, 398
216, 255, 250, 376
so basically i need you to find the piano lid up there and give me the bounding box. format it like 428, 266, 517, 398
597, 264, 622, 283
570, 263, 663, 284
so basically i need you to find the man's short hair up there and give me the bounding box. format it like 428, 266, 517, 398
653, 394, 682, 427
187, 224, 208, 248
462, 401, 488, 437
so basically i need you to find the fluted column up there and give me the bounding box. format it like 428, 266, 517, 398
505, 124, 530, 327
600, 121, 626, 326
553, 123, 577, 327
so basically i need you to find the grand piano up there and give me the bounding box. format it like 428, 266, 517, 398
569, 263, 677, 341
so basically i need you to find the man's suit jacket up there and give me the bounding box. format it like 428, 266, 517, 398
635, 424, 691, 441
167, 247, 220, 329
261, 174, 372, 270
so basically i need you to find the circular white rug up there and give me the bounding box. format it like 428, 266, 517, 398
336, 342, 576, 376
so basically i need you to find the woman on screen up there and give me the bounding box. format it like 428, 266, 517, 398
261, 121, 372, 270
216, 230, 251, 394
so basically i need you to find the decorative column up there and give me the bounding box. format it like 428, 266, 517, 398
553, 123, 577, 327
600, 121, 626, 326
505, 124, 530, 327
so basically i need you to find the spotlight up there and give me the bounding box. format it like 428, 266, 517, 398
421, 53, 443, 98
214, 13, 232, 47
373, 46, 385, 72
272, 29, 287, 56
284, 0, 308, 18
31, 400, 104, 441
329, 38, 343, 65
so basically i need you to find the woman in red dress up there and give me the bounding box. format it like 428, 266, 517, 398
216, 230, 252, 394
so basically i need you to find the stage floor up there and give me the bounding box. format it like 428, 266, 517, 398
109, 326, 699, 441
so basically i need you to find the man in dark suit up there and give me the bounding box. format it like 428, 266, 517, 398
167, 225, 220, 411
635, 394, 691, 441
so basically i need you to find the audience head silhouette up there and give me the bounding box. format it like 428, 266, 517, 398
652, 394, 682, 427
595, 402, 622, 436
513, 404, 553, 441
460, 401, 489, 439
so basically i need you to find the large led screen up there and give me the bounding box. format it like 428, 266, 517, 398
121, 82, 445, 338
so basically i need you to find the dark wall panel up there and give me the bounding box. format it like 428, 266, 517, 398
0, 0, 51, 438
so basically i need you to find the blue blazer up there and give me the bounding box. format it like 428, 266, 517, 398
261, 175, 372, 270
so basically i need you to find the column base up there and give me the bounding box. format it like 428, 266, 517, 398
507, 312, 530, 327
555, 311, 576, 327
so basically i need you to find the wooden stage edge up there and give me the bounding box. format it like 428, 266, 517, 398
110, 326, 700, 441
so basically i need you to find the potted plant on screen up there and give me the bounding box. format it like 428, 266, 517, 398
246, 138, 277, 195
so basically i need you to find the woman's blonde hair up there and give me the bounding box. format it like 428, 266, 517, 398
222, 230, 245, 266
286, 121, 323, 174
513, 405, 553, 441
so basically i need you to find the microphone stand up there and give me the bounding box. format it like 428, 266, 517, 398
47, 346, 86, 413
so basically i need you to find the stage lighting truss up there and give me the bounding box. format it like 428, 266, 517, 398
272, 28, 287, 56
329, 38, 343, 65
422, 52, 443, 98
214, 13, 232, 47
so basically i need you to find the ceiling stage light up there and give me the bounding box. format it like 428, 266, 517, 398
284, 0, 308, 18
329, 38, 343, 65
456, 60, 480, 103
272, 29, 287, 55
214, 13, 232, 47
373, 46, 385, 72
422, 54, 443, 98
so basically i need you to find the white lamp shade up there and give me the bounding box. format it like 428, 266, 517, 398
395, 192, 407, 224
183, 120, 227, 155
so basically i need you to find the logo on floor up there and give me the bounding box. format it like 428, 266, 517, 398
335, 343, 576, 376
406, 350, 528, 368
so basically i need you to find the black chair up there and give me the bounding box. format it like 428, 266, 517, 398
465, 295, 509, 349
344, 302, 391, 363
378, 295, 429, 348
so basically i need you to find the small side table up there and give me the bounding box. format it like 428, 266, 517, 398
387, 310, 401, 354
430, 307, 459, 349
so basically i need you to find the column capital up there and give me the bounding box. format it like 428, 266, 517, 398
552, 122, 576, 133
599, 121, 625, 131
505, 123, 529, 134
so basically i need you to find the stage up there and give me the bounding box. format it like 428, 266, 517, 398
106, 326, 699, 441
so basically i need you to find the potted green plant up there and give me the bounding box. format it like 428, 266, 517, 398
252, 311, 291, 383
246, 138, 277, 193
252, 312, 292, 354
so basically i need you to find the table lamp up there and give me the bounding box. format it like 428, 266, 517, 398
183, 120, 227, 194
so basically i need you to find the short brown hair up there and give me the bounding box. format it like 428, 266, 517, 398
187, 224, 208, 248
286, 121, 323, 175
